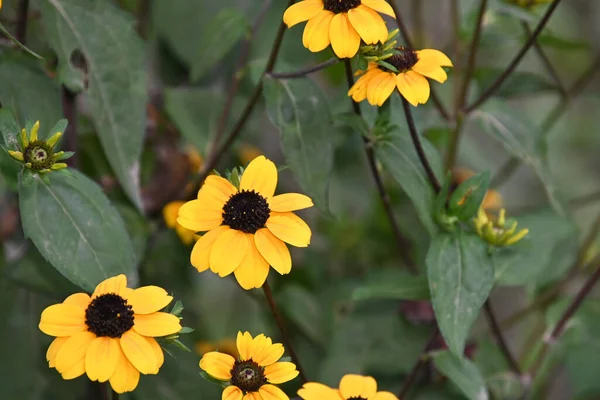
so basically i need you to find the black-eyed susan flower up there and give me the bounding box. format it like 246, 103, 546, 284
200, 331, 299, 400
348, 47, 453, 106
283, 0, 395, 59
177, 155, 313, 290
8, 120, 70, 173
39, 275, 182, 394
163, 201, 199, 245
452, 167, 502, 211
196, 337, 239, 359
473, 208, 529, 247
298, 374, 398, 400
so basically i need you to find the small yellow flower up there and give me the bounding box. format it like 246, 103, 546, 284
196, 337, 239, 359
298, 374, 398, 400
348, 47, 452, 106
39, 275, 182, 394
283, 0, 395, 58
200, 331, 299, 400
473, 208, 529, 247
178, 155, 314, 290
8, 120, 68, 173
163, 201, 199, 245
452, 167, 502, 211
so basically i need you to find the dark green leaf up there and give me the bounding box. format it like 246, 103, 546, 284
427, 232, 494, 356
333, 112, 370, 137
537, 33, 589, 51
0, 21, 43, 59
473, 68, 556, 98
432, 350, 489, 400
0, 109, 21, 151
449, 171, 490, 221
18, 169, 136, 291
352, 270, 430, 301
278, 285, 325, 345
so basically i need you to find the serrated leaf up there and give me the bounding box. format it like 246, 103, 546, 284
263, 77, 334, 214
352, 270, 430, 301
41, 0, 147, 209
427, 232, 494, 357
433, 350, 489, 400
18, 168, 136, 291
449, 171, 490, 221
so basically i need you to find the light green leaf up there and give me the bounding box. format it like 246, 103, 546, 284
277, 285, 326, 345
190, 9, 249, 82
352, 270, 430, 301
0, 109, 21, 150
449, 171, 490, 222
18, 169, 136, 292
263, 77, 334, 213
41, 0, 147, 209
427, 232, 494, 357
432, 350, 489, 400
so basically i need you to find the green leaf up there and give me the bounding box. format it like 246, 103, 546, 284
190, 9, 249, 82
449, 171, 490, 222
374, 125, 443, 234
18, 168, 136, 292
0, 21, 44, 60
41, 0, 147, 209
432, 350, 489, 400
472, 68, 556, 98
537, 33, 589, 51
0, 109, 21, 151
263, 77, 334, 213
352, 270, 430, 301
470, 99, 564, 215
278, 285, 326, 345
427, 232, 494, 357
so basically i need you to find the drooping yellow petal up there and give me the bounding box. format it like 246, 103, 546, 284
237, 331, 254, 361
240, 155, 278, 199
283, 0, 324, 28
119, 330, 158, 375
190, 226, 230, 272
109, 347, 140, 394
302, 10, 335, 53
348, 67, 381, 102
259, 384, 290, 400
223, 385, 244, 400
268, 193, 314, 212
339, 374, 378, 399
209, 228, 249, 277
372, 392, 400, 400
361, 0, 396, 17
63, 292, 92, 310
54, 330, 95, 374
85, 337, 121, 382
47, 337, 68, 368
39, 303, 87, 337
298, 382, 344, 400
367, 71, 396, 106
199, 351, 236, 380
405, 70, 430, 104
234, 239, 270, 289
199, 175, 237, 200
125, 286, 173, 315
132, 312, 182, 337
92, 274, 127, 298
177, 199, 223, 232
266, 212, 311, 247
146, 337, 165, 371
347, 5, 388, 44
396, 72, 418, 106
264, 362, 299, 384
329, 13, 361, 58
163, 201, 185, 228
254, 228, 292, 275
412, 59, 448, 83
415, 49, 453, 67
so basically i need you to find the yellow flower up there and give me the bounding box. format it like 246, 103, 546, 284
8, 120, 68, 173
452, 167, 502, 211
163, 201, 199, 245
473, 208, 529, 247
298, 374, 398, 400
348, 47, 453, 107
177, 155, 314, 290
196, 337, 239, 359
200, 331, 299, 400
283, 0, 395, 59
38, 275, 182, 394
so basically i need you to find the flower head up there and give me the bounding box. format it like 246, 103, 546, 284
8, 120, 69, 173
348, 47, 452, 106
298, 374, 398, 400
200, 331, 299, 400
177, 155, 314, 290
39, 275, 182, 394
473, 208, 529, 247
163, 201, 199, 245
283, 0, 395, 58
196, 337, 239, 359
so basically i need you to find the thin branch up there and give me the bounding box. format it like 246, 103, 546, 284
398, 327, 440, 398
262, 281, 308, 383
61, 87, 78, 167
484, 299, 521, 374
16, 0, 29, 44
465, 0, 563, 112
268, 57, 339, 79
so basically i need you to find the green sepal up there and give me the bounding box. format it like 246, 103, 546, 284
56, 151, 76, 161
376, 60, 398, 73
432, 171, 458, 231
448, 171, 491, 221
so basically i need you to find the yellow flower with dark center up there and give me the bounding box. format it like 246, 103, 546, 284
196, 337, 239, 359
8, 120, 68, 173
348, 47, 452, 106
39, 275, 182, 394
177, 155, 313, 290
283, 0, 395, 58
200, 331, 299, 400
452, 167, 502, 211
473, 208, 529, 247
163, 201, 199, 245
298, 374, 398, 400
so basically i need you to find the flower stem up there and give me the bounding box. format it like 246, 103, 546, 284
268, 58, 339, 79
61, 87, 78, 167
262, 281, 308, 383
483, 299, 520, 375
398, 326, 439, 398
16, 0, 29, 44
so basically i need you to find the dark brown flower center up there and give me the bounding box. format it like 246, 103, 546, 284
383, 47, 419, 73
323, 0, 361, 13
23, 140, 55, 171
348, 397, 368, 400
230, 359, 267, 393
222, 190, 270, 234
85, 293, 134, 338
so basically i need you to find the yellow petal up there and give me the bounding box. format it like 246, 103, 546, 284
373, 392, 400, 400
54, 331, 95, 374
405, 70, 430, 104
367, 71, 396, 106
30, 120, 40, 142
85, 337, 120, 382
200, 175, 237, 199
61, 358, 86, 380
63, 293, 91, 310
92, 274, 127, 298
240, 155, 278, 199
252, 340, 284, 367
396, 72, 418, 106
147, 337, 165, 371
237, 331, 254, 361
266, 212, 311, 247
199, 351, 236, 380
39, 303, 87, 337
234, 240, 270, 290
120, 330, 158, 375
178, 199, 223, 231
348, 67, 381, 102
191, 226, 230, 273
329, 13, 360, 58
133, 312, 182, 337
47, 337, 68, 368
269, 193, 314, 212
298, 383, 344, 400
264, 362, 299, 384
126, 286, 173, 315
223, 385, 244, 400
254, 228, 292, 275
361, 0, 396, 17
163, 201, 185, 228
339, 374, 378, 399
197, 181, 231, 213
283, 0, 324, 28
411, 61, 448, 83
347, 5, 388, 45
209, 228, 249, 277
109, 347, 140, 394
259, 384, 290, 400
244, 393, 262, 400
415, 49, 453, 67
302, 10, 334, 52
